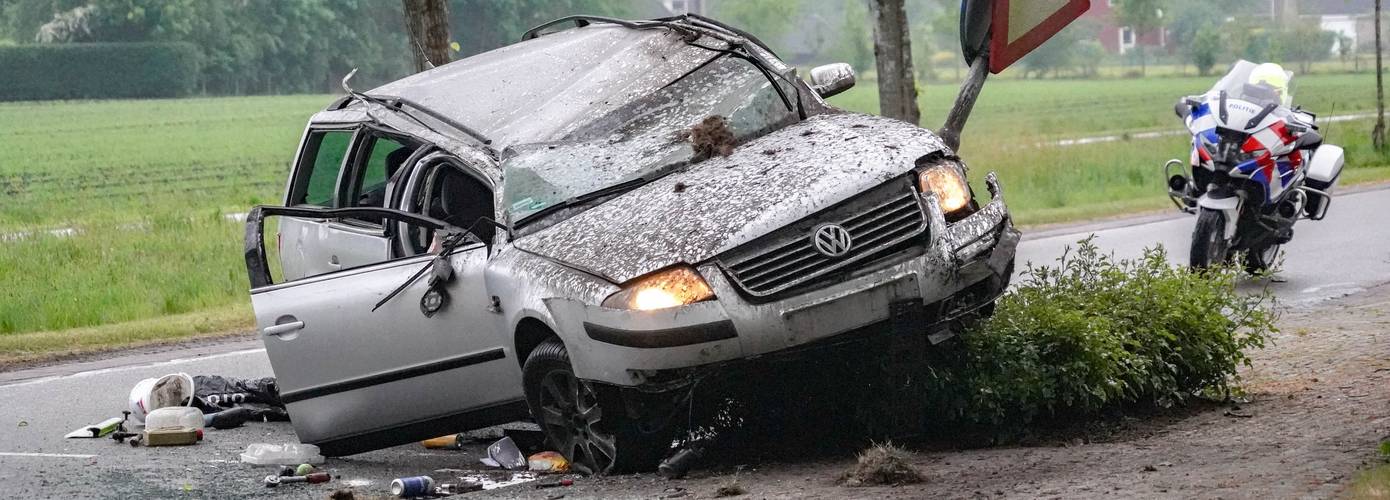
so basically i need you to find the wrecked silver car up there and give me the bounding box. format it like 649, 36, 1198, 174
242, 15, 1019, 473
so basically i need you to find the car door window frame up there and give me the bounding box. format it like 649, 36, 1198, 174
246, 205, 484, 290
286, 124, 360, 209
394, 152, 499, 258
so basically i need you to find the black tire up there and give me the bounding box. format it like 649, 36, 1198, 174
521, 338, 671, 474
1189, 208, 1230, 270
1243, 243, 1280, 274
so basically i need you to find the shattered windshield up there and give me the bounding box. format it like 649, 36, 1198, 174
1206, 59, 1295, 108
502, 53, 798, 225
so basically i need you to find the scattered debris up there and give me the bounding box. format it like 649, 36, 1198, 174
687, 115, 736, 158
128, 373, 196, 423
264, 472, 330, 488
146, 406, 204, 430
658, 446, 705, 479
64, 415, 127, 438
1142, 464, 1159, 472
528, 451, 571, 473
1223, 407, 1254, 418
838, 442, 925, 487
329, 488, 357, 500
296, 463, 316, 476
535, 478, 574, 489
17, 420, 27, 427
480, 436, 527, 469
241, 443, 324, 465
714, 477, 746, 497
144, 426, 201, 446
421, 433, 465, 450
390, 476, 435, 497
673, 182, 688, 193
457, 471, 539, 490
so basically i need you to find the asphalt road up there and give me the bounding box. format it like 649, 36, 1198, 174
1, 186, 1387, 498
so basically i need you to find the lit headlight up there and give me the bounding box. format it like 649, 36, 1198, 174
602, 265, 715, 310
918, 165, 971, 213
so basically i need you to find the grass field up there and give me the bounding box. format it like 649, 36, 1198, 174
0, 72, 1386, 359
828, 72, 1389, 224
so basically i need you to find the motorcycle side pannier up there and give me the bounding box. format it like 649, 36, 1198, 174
1303, 144, 1344, 219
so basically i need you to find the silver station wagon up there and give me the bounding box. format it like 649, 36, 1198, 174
243, 14, 1019, 473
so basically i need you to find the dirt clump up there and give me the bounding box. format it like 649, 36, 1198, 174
714, 477, 746, 497
838, 442, 925, 487
686, 115, 736, 159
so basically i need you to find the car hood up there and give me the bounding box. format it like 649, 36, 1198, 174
512, 112, 950, 284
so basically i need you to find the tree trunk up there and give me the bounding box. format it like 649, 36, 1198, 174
1375, 0, 1386, 150
402, 0, 451, 73
867, 0, 920, 125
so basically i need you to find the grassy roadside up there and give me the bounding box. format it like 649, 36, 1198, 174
1351, 464, 1390, 499
0, 303, 252, 369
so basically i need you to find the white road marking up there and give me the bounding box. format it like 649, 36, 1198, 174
0, 347, 266, 390
1042, 112, 1375, 148
0, 452, 98, 459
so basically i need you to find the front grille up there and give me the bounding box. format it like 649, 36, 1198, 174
719, 178, 927, 297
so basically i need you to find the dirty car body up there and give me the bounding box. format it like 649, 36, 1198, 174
242, 15, 1019, 472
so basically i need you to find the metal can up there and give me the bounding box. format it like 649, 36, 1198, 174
390, 476, 435, 498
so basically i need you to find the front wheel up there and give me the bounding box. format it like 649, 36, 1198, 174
1190, 208, 1230, 270
522, 338, 673, 474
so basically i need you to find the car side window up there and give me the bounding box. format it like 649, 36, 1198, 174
292, 130, 353, 206
350, 135, 412, 209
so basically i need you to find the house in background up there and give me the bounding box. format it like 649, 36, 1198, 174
1084, 0, 1167, 55
1293, 0, 1375, 53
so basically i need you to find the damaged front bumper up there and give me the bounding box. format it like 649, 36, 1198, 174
546, 172, 1020, 388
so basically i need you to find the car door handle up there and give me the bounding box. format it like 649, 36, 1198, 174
263, 321, 305, 336
328, 255, 341, 267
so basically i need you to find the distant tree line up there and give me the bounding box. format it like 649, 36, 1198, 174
0, 0, 634, 97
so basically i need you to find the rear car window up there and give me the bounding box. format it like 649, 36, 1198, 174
351, 136, 410, 208
297, 131, 353, 206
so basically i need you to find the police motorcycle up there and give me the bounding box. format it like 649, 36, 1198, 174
1166, 61, 1345, 271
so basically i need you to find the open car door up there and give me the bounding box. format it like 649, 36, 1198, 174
244, 206, 525, 456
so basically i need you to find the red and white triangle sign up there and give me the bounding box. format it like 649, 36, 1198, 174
988, 0, 1091, 73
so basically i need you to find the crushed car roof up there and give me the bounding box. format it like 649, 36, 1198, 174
368, 24, 719, 150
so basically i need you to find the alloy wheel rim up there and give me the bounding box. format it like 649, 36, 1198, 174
537, 368, 617, 473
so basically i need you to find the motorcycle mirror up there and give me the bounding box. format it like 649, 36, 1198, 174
1174, 101, 1192, 119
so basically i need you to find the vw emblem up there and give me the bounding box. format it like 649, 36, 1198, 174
811, 224, 853, 258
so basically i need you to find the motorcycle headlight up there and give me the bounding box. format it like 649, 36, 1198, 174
918, 165, 971, 214
602, 265, 715, 311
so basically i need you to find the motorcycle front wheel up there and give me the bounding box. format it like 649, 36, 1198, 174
1189, 208, 1230, 270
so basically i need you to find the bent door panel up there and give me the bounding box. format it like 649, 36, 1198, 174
251, 245, 522, 452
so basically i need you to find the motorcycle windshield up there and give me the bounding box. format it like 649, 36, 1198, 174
1206, 59, 1295, 108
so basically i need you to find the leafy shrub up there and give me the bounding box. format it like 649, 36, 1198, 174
928, 237, 1275, 433
0, 42, 198, 101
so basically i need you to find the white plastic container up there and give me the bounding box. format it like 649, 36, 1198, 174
128, 373, 196, 423
240, 443, 324, 465
144, 406, 204, 431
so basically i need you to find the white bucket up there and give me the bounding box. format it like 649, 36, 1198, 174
128, 373, 195, 424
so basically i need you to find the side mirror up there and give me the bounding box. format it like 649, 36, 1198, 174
809, 63, 855, 99
1174, 101, 1192, 120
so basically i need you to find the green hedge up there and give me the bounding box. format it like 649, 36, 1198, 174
0, 42, 199, 101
